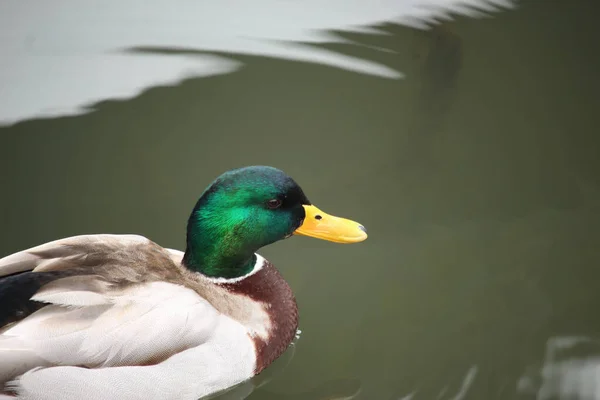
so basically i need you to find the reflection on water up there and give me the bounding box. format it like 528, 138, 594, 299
248, 378, 361, 400
519, 337, 600, 400
2, 0, 600, 399
0, 0, 514, 125
395, 366, 478, 400
402, 23, 463, 167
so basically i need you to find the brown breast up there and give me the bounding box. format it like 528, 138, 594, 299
220, 261, 299, 374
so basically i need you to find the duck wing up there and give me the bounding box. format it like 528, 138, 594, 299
0, 235, 224, 384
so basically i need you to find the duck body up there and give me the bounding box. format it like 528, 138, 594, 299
0, 166, 366, 399
0, 235, 296, 400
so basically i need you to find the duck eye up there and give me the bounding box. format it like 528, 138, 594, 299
266, 199, 282, 209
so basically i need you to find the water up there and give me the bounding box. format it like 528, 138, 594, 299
1, 0, 600, 399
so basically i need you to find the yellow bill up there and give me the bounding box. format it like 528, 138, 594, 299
294, 205, 367, 244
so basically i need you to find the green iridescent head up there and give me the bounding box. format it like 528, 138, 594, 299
183, 166, 367, 279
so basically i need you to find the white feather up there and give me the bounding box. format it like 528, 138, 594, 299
0, 248, 41, 277
0, 344, 50, 385
2, 281, 230, 368
8, 313, 256, 400
31, 290, 109, 307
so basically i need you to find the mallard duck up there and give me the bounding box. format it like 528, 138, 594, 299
0, 166, 367, 400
